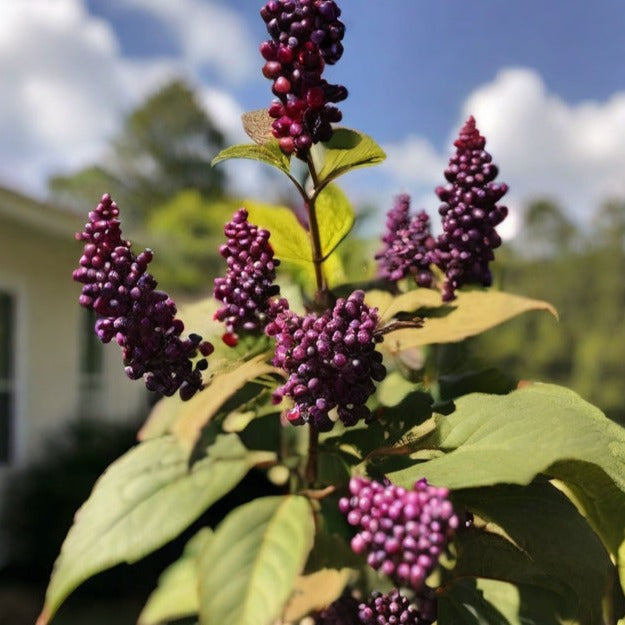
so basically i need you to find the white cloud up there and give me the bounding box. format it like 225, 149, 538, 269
0, 0, 253, 197
381, 67, 625, 239
115, 0, 257, 82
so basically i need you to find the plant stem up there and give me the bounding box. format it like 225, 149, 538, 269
304, 426, 319, 486
305, 154, 328, 302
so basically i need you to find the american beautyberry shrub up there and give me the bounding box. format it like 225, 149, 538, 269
358, 589, 431, 625
339, 476, 459, 592
434, 115, 509, 301
376, 194, 435, 287
73, 193, 213, 400
213, 207, 287, 345
265, 290, 386, 431
260, 0, 348, 157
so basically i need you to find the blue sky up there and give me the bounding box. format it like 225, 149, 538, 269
3, 0, 625, 237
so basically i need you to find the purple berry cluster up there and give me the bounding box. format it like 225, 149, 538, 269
376, 194, 436, 287
213, 208, 287, 345
265, 290, 386, 431
435, 116, 509, 301
339, 476, 459, 591
73, 194, 213, 400
358, 589, 430, 625
260, 0, 348, 157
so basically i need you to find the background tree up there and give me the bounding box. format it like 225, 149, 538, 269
49, 80, 227, 228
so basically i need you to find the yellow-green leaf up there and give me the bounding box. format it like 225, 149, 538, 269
170, 353, 278, 449
198, 496, 315, 625
212, 141, 291, 175
315, 184, 355, 258
312, 128, 386, 185
243, 199, 312, 264
139, 528, 213, 625
379, 289, 557, 352
38, 434, 252, 625
282, 568, 353, 622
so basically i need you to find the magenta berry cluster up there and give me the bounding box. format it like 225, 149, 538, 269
260, 0, 348, 157
376, 194, 436, 287
73, 194, 213, 400
434, 115, 509, 301
358, 589, 430, 625
265, 290, 386, 431
213, 208, 286, 344
339, 476, 459, 591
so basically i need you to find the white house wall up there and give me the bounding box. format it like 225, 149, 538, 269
0, 216, 147, 467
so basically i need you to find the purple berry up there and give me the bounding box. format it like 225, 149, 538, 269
260, 0, 348, 158
265, 290, 386, 431
433, 116, 509, 301
376, 194, 436, 286
358, 589, 431, 625
338, 476, 459, 591
213, 208, 287, 341
73, 194, 213, 399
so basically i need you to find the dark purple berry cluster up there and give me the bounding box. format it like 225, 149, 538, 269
73, 194, 213, 400
339, 476, 459, 591
260, 0, 348, 157
213, 208, 287, 345
376, 194, 436, 287
265, 290, 386, 431
313, 595, 361, 625
358, 589, 429, 625
434, 115, 509, 301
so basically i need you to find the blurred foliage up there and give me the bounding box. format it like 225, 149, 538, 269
0, 417, 139, 582
146, 190, 241, 293
49, 80, 226, 226
473, 197, 625, 424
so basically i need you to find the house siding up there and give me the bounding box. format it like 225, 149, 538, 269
0, 211, 147, 468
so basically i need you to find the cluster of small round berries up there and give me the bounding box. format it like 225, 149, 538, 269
260, 0, 348, 157
213, 208, 287, 345
434, 115, 509, 301
358, 589, 430, 625
376, 194, 435, 287
265, 290, 386, 431
73, 194, 213, 400
339, 476, 459, 591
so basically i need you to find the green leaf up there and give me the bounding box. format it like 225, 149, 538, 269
212, 141, 291, 175
372, 289, 557, 351
198, 495, 315, 625
388, 384, 625, 564
243, 200, 312, 264
38, 434, 253, 625
139, 528, 213, 625
312, 128, 385, 184
169, 353, 278, 449
283, 568, 353, 622
438, 578, 512, 625
315, 184, 355, 258
451, 480, 614, 624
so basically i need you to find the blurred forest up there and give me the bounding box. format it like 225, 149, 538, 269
51, 78, 625, 424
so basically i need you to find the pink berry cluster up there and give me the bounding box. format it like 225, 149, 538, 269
376, 194, 436, 287
265, 290, 386, 431
339, 476, 459, 591
73, 194, 213, 400
213, 208, 287, 345
358, 589, 432, 625
260, 0, 348, 157
434, 115, 509, 301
